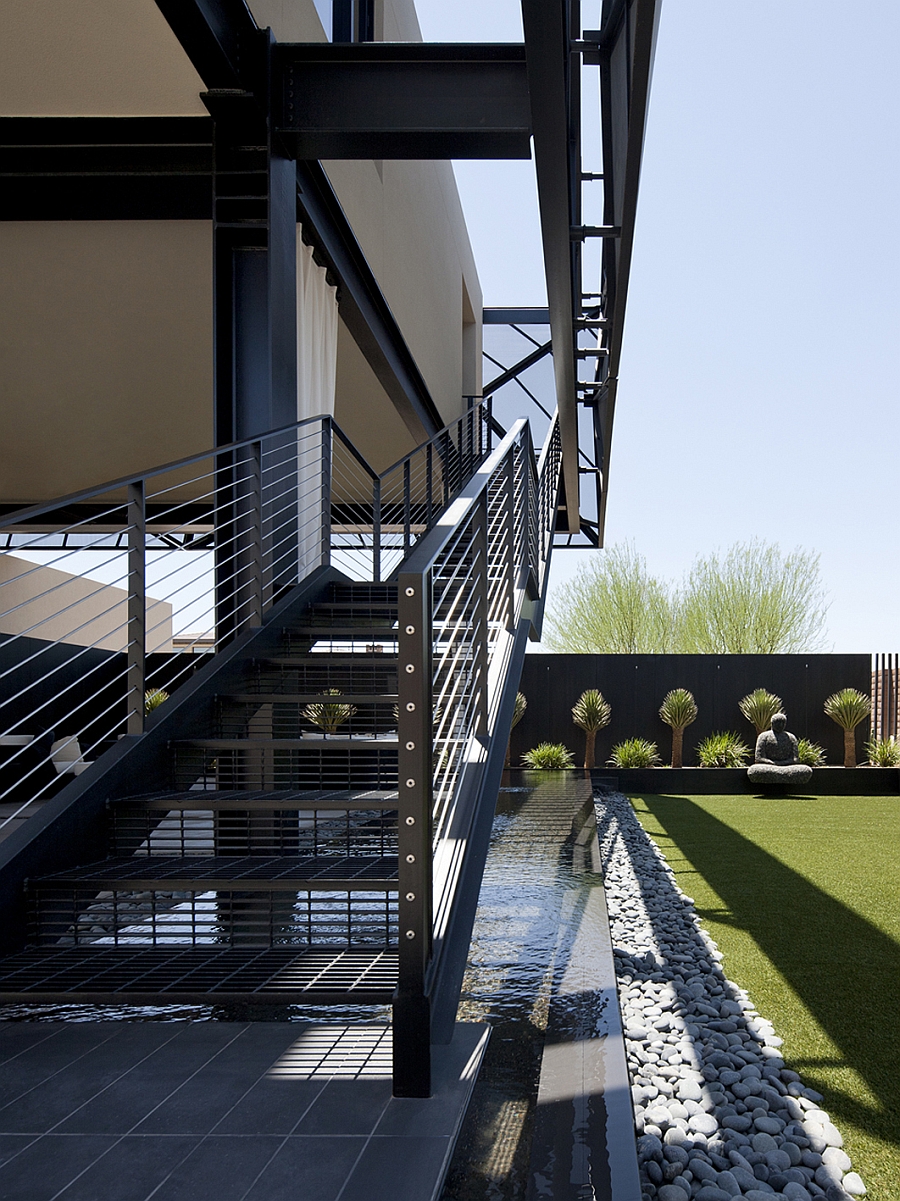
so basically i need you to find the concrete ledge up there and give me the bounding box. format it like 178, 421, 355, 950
591, 766, 900, 795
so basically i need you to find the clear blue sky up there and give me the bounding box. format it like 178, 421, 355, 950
415, 0, 900, 653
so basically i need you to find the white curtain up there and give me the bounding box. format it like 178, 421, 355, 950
295, 232, 339, 574
296, 234, 338, 420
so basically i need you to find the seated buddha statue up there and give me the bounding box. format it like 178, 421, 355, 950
747, 713, 813, 787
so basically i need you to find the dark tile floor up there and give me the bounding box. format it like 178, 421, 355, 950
0, 1020, 487, 1201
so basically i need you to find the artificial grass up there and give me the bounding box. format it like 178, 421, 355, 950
628, 793, 900, 1201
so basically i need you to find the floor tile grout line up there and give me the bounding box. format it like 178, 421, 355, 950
0, 1025, 126, 1116
42, 1024, 188, 1135
233, 1025, 393, 1201
143, 1023, 334, 1201
0, 1023, 66, 1067
43, 1023, 253, 1201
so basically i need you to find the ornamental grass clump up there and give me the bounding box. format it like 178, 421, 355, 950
302, 689, 358, 736
739, 688, 783, 737
864, 736, 900, 767
797, 738, 827, 767
697, 731, 750, 768
608, 738, 661, 769
571, 689, 612, 769
144, 688, 169, 715
659, 688, 697, 768
522, 742, 574, 770
824, 688, 871, 768
505, 692, 527, 767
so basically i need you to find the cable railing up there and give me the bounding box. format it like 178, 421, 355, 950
393, 411, 562, 1091
0, 402, 495, 830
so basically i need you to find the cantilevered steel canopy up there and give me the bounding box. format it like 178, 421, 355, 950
0, 0, 659, 531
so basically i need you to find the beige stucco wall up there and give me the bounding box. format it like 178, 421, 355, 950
0, 221, 213, 504
0, 554, 173, 652
0, 0, 482, 502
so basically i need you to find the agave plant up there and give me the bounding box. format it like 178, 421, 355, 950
302, 689, 358, 736
824, 688, 871, 768
522, 742, 574, 770
571, 689, 612, 770
796, 738, 826, 767
697, 731, 750, 768
505, 692, 527, 768
144, 688, 169, 715
608, 738, 661, 769
863, 736, 900, 767
739, 688, 783, 737
659, 688, 698, 768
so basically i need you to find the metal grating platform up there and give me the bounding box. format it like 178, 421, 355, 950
0, 945, 398, 1002
37, 854, 399, 886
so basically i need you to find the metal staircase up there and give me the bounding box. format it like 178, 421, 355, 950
0, 407, 561, 1096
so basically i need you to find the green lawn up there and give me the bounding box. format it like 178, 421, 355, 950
628, 793, 900, 1201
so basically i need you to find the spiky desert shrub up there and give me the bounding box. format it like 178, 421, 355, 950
824, 688, 871, 768
739, 688, 783, 737
864, 736, 900, 767
144, 688, 169, 715
522, 742, 574, 770
571, 689, 612, 769
697, 731, 750, 768
659, 688, 698, 768
608, 738, 661, 769
303, 689, 358, 735
796, 738, 826, 767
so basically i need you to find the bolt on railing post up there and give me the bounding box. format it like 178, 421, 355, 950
372, 478, 382, 583
126, 480, 146, 735
394, 569, 433, 1097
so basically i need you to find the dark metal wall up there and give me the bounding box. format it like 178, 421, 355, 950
512, 654, 872, 769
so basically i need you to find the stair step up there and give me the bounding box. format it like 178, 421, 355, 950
285, 627, 398, 639
177, 737, 399, 749
221, 695, 399, 705
35, 854, 398, 889
114, 789, 400, 810
256, 656, 399, 667
0, 946, 397, 1003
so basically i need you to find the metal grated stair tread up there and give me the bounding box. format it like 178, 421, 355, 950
113, 788, 400, 809
36, 854, 399, 888
220, 694, 400, 705
176, 737, 399, 749
0, 946, 398, 1002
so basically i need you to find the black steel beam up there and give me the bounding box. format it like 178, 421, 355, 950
595, 0, 661, 538
0, 117, 213, 220
483, 307, 550, 324
273, 43, 531, 160
520, 0, 581, 534
153, 0, 260, 91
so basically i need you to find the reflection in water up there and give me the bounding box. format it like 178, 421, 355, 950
442, 774, 598, 1201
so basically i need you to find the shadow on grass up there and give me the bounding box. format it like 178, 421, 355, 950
640, 794, 900, 1146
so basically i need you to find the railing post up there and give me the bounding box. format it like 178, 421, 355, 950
239, 441, 263, 625
504, 448, 516, 630
425, 443, 434, 530
403, 458, 412, 555
394, 569, 433, 1097
474, 493, 489, 738
320, 420, 332, 569
372, 478, 382, 583
126, 481, 145, 735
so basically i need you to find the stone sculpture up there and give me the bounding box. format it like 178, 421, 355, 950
747, 713, 813, 787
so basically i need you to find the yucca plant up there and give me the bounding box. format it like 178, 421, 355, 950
302, 689, 358, 736
144, 688, 169, 715
571, 689, 612, 770
697, 731, 750, 768
864, 736, 900, 767
739, 688, 784, 737
659, 688, 698, 768
797, 738, 826, 767
608, 738, 661, 769
824, 688, 871, 768
522, 742, 574, 770
505, 692, 527, 767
